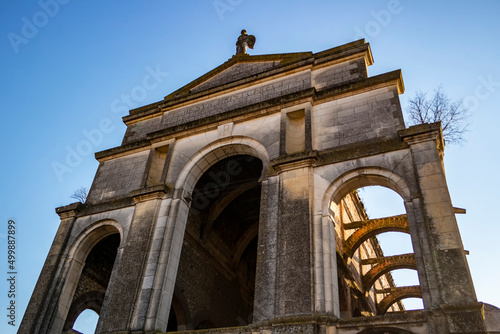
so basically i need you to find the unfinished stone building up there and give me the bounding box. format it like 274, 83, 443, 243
20, 38, 500, 334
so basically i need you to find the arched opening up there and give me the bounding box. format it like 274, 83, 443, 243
72, 309, 99, 334
382, 269, 423, 312
173, 154, 262, 329
327, 173, 421, 318
63, 233, 120, 332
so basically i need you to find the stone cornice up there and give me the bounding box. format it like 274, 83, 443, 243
271, 151, 318, 174
399, 122, 445, 155
123, 39, 373, 124
130, 184, 169, 203
55, 202, 83, 219
96, 70, 404, 162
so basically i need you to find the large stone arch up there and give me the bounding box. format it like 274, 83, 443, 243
174, 136, 270, 199
317, 167, 415, 318
52, 220, 123, 333
148, 138, 269, 331
313, 167, 409, 319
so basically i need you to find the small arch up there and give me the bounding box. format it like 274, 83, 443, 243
344, 214, 410, 258
71, 309, 99, 334
62, 291, 104, 332
377, 286, 422, 315
362, 254, 416, 291
171, 286, 192, 329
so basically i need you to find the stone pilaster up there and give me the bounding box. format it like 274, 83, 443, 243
273, 156, 316, 318
19, 202, 82, 334
97, 186, 167, 333
254, 176, 279, 322
401, 125, 487, 333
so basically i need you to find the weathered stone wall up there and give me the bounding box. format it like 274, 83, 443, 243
312, 86, 404, 151
312, 58, 367, 91
174, 238, 253, 329
87, 151, 149, 203
123, 72, 311, 144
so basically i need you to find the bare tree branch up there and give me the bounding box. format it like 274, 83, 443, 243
406, 87, 470, 145
71, 186, 88, 203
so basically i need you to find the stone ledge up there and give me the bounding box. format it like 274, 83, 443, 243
97, 71, 405, 162
130, 184, 170, 203
124, 40, 372, 123
316, 137, 407, 167
337, 310, 427, 327
399, 122, 445, 155
55, 202, 83, 219
80, 196, 136, 216
147, 88, 315, 142
398, 122, 442, 142
270, 150, 318, 174
95, 138, 150, 162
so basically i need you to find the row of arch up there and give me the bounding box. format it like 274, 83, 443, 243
64, 136, 425, 332
332, 184, 422, 315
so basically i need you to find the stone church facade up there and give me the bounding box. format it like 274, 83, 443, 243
20, 39, 500, 333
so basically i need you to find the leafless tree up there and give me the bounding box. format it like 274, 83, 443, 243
406, 87, 470, 145
71, 186, 88, 203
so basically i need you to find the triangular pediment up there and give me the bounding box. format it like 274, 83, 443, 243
164, 52, 313, 100
127, 40, 373, 117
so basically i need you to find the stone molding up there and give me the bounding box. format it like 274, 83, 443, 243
130, 184, 169, 203
55, 202, 83, 219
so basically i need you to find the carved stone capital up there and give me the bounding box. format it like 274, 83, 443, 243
130, 184, 169, 204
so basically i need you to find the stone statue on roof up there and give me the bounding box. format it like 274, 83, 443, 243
236, 29, 256, 55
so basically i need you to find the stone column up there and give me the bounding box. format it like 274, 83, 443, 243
402, 125, 487, 333
273, 157, 316, 318
142, 197, 190, 332
253, 176, 279, 322
19, 202, 82, 334
98, 186, 167, 333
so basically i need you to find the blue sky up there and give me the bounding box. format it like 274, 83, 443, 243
1, 1, 499, 333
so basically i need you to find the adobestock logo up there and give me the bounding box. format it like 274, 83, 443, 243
464, 74, 500, 111
213, 0, 243, 21
353, 0, 410, 40
51, 65, 168, 182
51, 119, 115, 183
111, 65, 169, 113
7, 0, 72, 54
